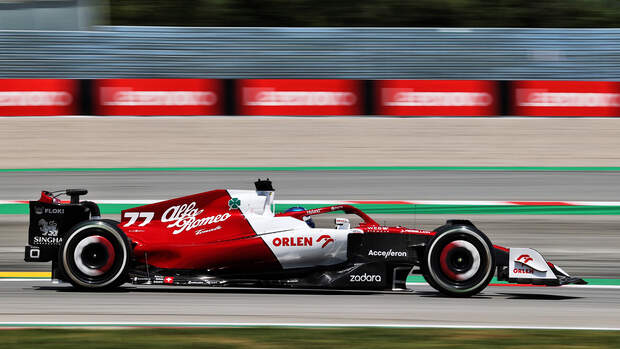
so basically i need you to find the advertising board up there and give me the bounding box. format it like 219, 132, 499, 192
94, 79, 223, 116
237, 79, 363, 115
511, 81, 620, 117
0, 79, 79, 116
375, 80, 499, 116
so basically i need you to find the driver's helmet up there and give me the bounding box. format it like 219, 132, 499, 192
285, 206, 315, 228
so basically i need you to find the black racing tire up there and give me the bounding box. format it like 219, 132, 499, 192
422, 223, 495, 297
58, 219, 131, 290
421, 263, 440, 291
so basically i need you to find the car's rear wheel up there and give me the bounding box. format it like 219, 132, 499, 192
423, 223, 495, 297
58, 219, 131, 290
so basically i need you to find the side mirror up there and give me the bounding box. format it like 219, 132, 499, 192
335, 217, 350, 230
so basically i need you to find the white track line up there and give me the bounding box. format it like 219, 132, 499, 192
0, 322, 618, 330
411, 283, 620, 289
551, 284, 620, 289
0, 279, 52, 281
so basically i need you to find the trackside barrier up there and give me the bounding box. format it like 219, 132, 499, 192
2, 79, 620, 117
375, 80, 499, 116
93, 79, 223, 116
236, 79, 363, 116
511, 81, 620, 117
0, 79, 79, 116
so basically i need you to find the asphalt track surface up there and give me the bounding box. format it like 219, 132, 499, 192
2, 170, 620, 201
0, 280, 618, 329
1, 170, 619, 328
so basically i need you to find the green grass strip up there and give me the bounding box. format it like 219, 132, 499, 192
580, 278, 620, 286
4, 203, 620, 215
0, 204, 28, 215
2, 166, 620, 172
2, 328, 620, 348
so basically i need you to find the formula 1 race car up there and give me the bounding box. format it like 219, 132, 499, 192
24, 180, 585, 297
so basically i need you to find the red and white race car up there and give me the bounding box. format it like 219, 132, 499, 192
24, 180, 585, 297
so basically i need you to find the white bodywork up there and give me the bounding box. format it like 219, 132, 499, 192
228, 190, 354, 269
509, 247, 556, 280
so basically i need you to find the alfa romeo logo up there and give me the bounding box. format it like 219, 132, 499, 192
228, 198, 241, 210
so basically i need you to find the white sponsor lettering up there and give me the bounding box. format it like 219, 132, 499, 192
0, 92, 72, 106
244, 88, 356, 106
34, 236, 62, 245
162, 202, 230, 235
103, 91, 217, 106
123, 212, 155, 227
368, 249, 407, 258
162, 202, 204, 223
365, 226, 389, 232
383, 90, 492, 107
349, 273, 382, 282
517, 89, 620, 107
195, 225, 222, 236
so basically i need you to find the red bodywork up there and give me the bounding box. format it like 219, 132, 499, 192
120, 190, 280, 272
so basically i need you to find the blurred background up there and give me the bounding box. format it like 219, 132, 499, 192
0, 0, 620, 334
3, 0, 620, 29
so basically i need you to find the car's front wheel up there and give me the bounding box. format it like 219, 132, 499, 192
58, 219, 131, 290
423, 222, 495, 297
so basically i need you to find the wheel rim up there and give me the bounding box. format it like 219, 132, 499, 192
73, 235, 116, 277
439, 240, 480, 281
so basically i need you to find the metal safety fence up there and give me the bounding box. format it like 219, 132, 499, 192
0, 27, 619, 79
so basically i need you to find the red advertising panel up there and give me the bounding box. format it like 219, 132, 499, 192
375, 80, 499, 116
237, 79, 363, 116
94, 79, 223, 116
511, 81, 620, 117
0, 79, 78, 116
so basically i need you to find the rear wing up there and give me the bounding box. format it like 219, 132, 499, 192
25, 190, 97, 263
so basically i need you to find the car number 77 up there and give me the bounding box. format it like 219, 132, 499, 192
123, 212, 154, 227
